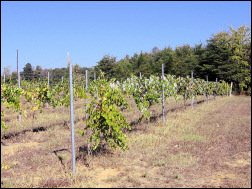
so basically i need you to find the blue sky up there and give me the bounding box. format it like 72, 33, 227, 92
1, 1, 251, 74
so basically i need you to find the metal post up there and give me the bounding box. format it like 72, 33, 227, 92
17, 49, 18, 82
69, 55, 76, 173
18, 72, 20, 88
18, 72, 21, 121
216, 78, 218, 100
4, 73, 5, 83
162, 64, 165, 125
86, 70, 88, 120
47, 72, 49, 108
140, 72, 142, 79
94, 72, 96, 80
226, 82, 229, 97
48, 72, 49, 86
191, 71, 194, 110
230, 82, 233, 96
206, 76, 209, 104
86, 69, 92, 166
17, 48, 21, 121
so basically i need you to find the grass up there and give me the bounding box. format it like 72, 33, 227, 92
1, 95, 251, 188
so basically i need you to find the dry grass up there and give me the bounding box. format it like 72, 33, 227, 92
1, 95, 251, 188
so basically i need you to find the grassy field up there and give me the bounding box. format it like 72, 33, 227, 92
1, 95, 251, 188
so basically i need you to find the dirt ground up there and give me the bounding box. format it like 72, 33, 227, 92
1, 95, 251, 188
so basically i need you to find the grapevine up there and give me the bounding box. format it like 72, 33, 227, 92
77, 72, 131, 151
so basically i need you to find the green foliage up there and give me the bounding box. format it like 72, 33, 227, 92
173, 45, 198, 77
79, 72, 131, 151
1, 163, 10, 170
119, 75, 162, 121
34, 65, 42, 80
1, 84, 23, 129
1, 79, 90, 129
202, 25, 251, 94
95, 55, 117, 80
114, 58, 133, 80
3, 25, 249, 94
1, 70, 233, 153
22, 63, 34, 81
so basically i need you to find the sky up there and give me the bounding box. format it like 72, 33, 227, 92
1, 1, 251, 74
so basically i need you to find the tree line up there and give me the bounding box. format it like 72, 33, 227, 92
94, 25, 251, 95
2, 25, 251, 95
